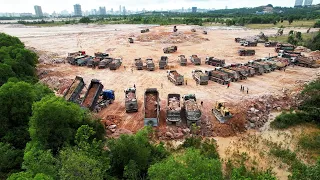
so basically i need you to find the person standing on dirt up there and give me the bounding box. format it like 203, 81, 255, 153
134, 84, 136, 89
201, 101, 203, 106
240, 85, 242, 91
131, 68, 133, 73
247, 87, 249, 94
227, 82, 230, 88
161, 83, 163, 89
185, 80, 187, 85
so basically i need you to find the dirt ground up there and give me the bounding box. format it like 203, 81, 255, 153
1, 24, 319, 135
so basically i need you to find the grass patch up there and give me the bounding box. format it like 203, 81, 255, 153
245, 20, 317, 29
270, 111, 311, 129
24, 22, 67, 27
269, 32, 318, 43
298, 131, 320, 151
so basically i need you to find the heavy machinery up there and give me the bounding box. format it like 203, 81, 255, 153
244, 41, 257, 47
276, 28, 284, 36
67, 55, 86, 65
256, 32, 268, 43
163, 46, 178, 53
271, 58, 289, 70
247, 62, 264, 75
191, 29, 196, 32
77, 56, 91, 66
63, 76, 85, 103
94, 52, 109, 58
178, 55, 187, 66
141, 29, 149, 33
212, 101, 232, 123
238, 49, 255, 56
81, 79, 115, 112
275, 43, 295, 53
215, 67, 239, 82
294, 56, 320, 68
159, 56, 168, 69
135, 58, 143, 70
166, 94, 182, 125
253, 61, 271, 73
125, 87, 138, 113
203, 31, 208, 34
173, 26, 178, 32
109, 58, 122, 70
265, 41, 278, 47
87, 58, 100, 68
128, 38, 134, 43
98, 58, 113, 69
182, 94, 201, 127
190, 55, 201, 65
144, 88, 160, 126
146, 58, 155, 71
237, 64, 256, 77
68, 51, 86, 57
192, 70, 209, 85
229, 66, 248, 80
205, 70, 231, 85
167, 70, 184, 85
205, 57, 225, 67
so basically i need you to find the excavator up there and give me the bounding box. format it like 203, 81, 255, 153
212, 101, 232, 123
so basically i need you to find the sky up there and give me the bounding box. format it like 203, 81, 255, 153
0, 0, 319, 13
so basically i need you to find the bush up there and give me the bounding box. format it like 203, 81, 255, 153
298, 132, 320, 150
314, 21, 320, 28
271, 111, 311, 129
79, 17, 91, 24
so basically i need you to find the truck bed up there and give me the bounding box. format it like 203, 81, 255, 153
125, 92, 136, 102
185, 99, 199, 111
145, 93, 157, 118
168, 97, 180, 111
64, 79, 81, 101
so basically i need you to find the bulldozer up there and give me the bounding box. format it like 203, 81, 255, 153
212, 101, 232, 123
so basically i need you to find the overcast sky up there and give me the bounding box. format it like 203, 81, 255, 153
0, 0, 319, 13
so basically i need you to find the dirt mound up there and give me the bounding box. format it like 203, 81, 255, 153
308, 50, 320, 61
40, 76, 73, 94
136, 31, 209, 44
27, 46, 65, 64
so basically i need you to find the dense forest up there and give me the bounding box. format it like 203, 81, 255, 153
0, 29, 319, 179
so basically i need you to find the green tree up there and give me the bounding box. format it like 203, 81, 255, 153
79, 17, 91, 23
0, 63, 15, 86
314, 21, 320, 28
0, 33, 23, 47
295, 31, 302, 40
8, 172, 53, 180
0, 143, 24, 178
288, 17, 294, 25
148, 149, 223, 180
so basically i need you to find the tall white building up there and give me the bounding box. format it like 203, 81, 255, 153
304, 0, 313, 6
294, 0, 304, 7
73, 4, 82, 16
34, 5, 43, 17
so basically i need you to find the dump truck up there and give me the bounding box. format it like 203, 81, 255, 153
205, 70, 231, 85
67, 55, 86, 65
167, 70, 184, 85
77, 57, 91, 66
166, 94, 182, 125
265, 41, 278, 47
159, 56, 168, 69
244, 41, 257, 47
109, 58, 122, 70
98, 58, 113, 69
271, 58, 289, 70
237, 65, 256, 77
125, 87, 138, 113
144, 88, 160, 126
205, 57, 225, 67
163, 46, 177, 53
254, 62, 271, 73
94, 52, 109, 58
128, 38, 134, 43
212, 101, 232, 123
141, 29, 149, 33
146, 58, 155, 71
238, 49, 255, 56
229, 67, 248, 80
275, 43, 295, 53
190, 55, 201, 65
182, 94, 201, 127
135, 58, 143, 70
81, 79, 104, 111
294, 56, 320, 68
64, 76, 85, 103
87, 58, 100, 68
192, 70, 209, 85
247, 62, 264, 75
68, 51, 86, 57
178, 55, 187, 66
215, 67, 240, 82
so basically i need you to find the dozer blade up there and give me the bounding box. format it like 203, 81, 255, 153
212, 109, 230, 123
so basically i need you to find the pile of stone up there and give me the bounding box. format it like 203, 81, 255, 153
161, 127, 191, 140
125, 91, 136, 101
185, 99, 198, 111
168, 97, 180, 111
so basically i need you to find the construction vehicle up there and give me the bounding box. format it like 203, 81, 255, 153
128, 38, 134, 43
77, 56, 91, 66
275, 43, 295, 53
192, 70, 209, 85
98, 58, 113, 69
87, 58, 100, 68
247, 62, 264, 75
255, 32, 268, 43
238, 49, 255, 56
191, 29, 196, 32
229, 66, 248, 80
109, 58, 122, 70
294, 56, 320, 68
173, 26, 178, 32
244, 41, 257, 47
166, 94, 182, 125
237, 64, 256, 77
276, 29, 284, 36
163, 46, 177, 53
167, 70, 184, 85
235, 38, 241, 43
146, 58, 155, 71
144, 88, 160, 126
253, 61, 271, 73
205, 70, 231, 85
190, 55, 201, 65
239, 40, 247, 46
203, 31, 208, 34
159, 56, 168, 69
178, 55, 187, 66
125, 87, 138, 113
265, 41, 278, 47
270, 58, 289, 70
182, 94, 201, 127
135, 58, 143, 70
67, 55, 86, 65
205, 57, 225, 67
215, 67, 239, 82
81, 79, 115, 112
212, 101, 232, 123
68, 51, 86, 57
94, 52, 109, 58
63, 76, 85, 103
141, 29, 149, 33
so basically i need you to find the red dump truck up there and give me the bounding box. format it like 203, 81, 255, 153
144, 88, 160, 127
167, 70, 184, 85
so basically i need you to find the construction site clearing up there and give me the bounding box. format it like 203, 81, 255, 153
1, 24, 319, 140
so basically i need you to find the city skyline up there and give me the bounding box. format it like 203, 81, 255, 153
0, 0, 319, 14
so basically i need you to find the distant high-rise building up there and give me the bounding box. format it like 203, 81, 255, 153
192, 7, 197, 13
34, 5, 43, 17
111, 8, 114, 13
294, 0, 304, 7
99, 7, 106, 15
304, 0, 313, 6
73, 4, 82, 16
119, 5, 122, 14
123, 6, 126, 15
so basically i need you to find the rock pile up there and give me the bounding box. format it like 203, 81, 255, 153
160, 127, 191, 140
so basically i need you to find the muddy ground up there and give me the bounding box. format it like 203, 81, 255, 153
1, 24, 319, 134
